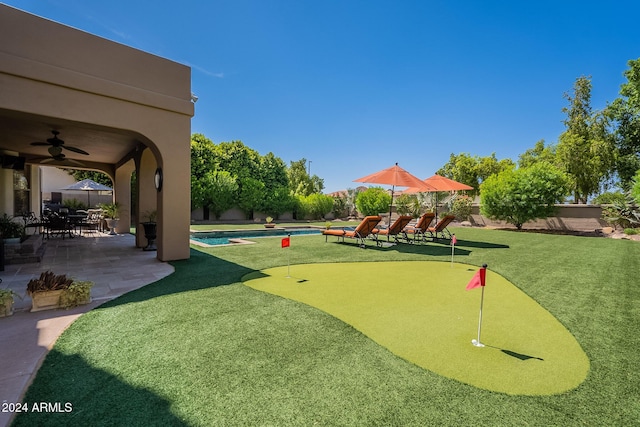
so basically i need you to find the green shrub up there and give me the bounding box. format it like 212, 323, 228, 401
450, 195, 473, 221
355, 187, 391, 216
592, 191, 626, 205
603, 191, 640, 229
0, 214, 25, 239
480, 163, 569, 230
297, 193, 334, 220
63, 198, 87, 211
332, 195, 348, 218
395, 194, 421, 217
624, 228, 639, 235
632, 170, 640, 204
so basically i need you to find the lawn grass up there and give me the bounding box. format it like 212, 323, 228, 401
13, 227, 640, 426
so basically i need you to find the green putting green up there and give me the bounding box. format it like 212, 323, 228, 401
243, 261, 589, 396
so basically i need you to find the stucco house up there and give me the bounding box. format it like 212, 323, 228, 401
0, 4, 194, 261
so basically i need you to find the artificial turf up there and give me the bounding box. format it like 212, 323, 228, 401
243, 261, 589, 396
11, 227, 640, 426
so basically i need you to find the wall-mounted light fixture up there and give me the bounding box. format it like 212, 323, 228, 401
154, 167, 163, 192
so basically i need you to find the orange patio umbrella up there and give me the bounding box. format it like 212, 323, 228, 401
405, 174, 473, 221
354, 163, 434, 222
421, 174, 474, 192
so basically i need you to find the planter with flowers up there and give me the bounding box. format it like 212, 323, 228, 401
27, 271, 94, 312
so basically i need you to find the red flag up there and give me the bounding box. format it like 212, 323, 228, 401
451, 234, 457, 246
466, 267, 486, 290
281, 237, 290, 248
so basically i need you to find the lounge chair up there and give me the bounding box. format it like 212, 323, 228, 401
428, 214, 456, 240
323, 215, 382, 248
401, 212, 435, 243
372, 215, 413, 244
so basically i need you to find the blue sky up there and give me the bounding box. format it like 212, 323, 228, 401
5, 1, 640, 192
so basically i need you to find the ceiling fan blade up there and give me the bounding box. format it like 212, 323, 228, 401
35, 156, 85, 167
63, 146, 90, 155
30, 142, 50, 146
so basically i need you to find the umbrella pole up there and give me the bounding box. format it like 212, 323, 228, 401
389, 186, 395, 234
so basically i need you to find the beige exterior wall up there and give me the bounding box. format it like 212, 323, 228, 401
0, 5, 194, 261
470, 204, 608, 231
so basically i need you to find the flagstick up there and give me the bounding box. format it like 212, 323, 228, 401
472, 263, 488, 347
472, 285, 485, 347
450, 234, 455, 266
286, 233, 291, 278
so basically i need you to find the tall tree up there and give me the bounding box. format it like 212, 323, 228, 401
606, 58, 640, 189
517, 140, 558, 168
215, 141, 261, 180
557, 76, 616, 203
436, 152, 513, 193
287, 158, 324, 196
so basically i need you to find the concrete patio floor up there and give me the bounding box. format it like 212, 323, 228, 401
0, 232, 174, 427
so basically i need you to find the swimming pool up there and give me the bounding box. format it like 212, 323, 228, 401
190, 227, 322, 246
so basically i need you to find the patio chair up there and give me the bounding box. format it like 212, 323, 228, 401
372, 215, 413, 244
401, 212, 435, 243
42, 213, 73, 240
428, 215, 456, 240
18, 211, 42, 235
82, 209, 104, 235
323, 215, 382, 248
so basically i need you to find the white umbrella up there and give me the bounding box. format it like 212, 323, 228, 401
61, 179, 113, 208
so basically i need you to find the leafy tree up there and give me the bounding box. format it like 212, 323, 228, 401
263, 186, 295, 218
518, 140, 558, 168
237, 177, 265, 219
259, 152, 289, 190
480, 163, 570, 230
436, 153, 480, 191
437, 152, 514, 193
557, 76, 616, 203
202, 170, 238, 220
288, 158, 324, 196
477, 153, 515, 183
191, 134, 219, 179
355, 187, 391, 216
606, 58, 640, 189
288, 158, 313, 196
191, 134, 219, 212
215, 141, 261, 180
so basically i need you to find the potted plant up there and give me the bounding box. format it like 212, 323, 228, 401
26, 271, 93, 312
264, 216, 276, 228
140, 209, 157, 251
99, 202, 121, 235
0, 213, 25, 243
0, 288, 21, 317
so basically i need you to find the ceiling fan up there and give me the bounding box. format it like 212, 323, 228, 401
30, 131, 88, 166
31, 130, 90, 157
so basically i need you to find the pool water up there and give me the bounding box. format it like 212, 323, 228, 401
191, 228, 322, 246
